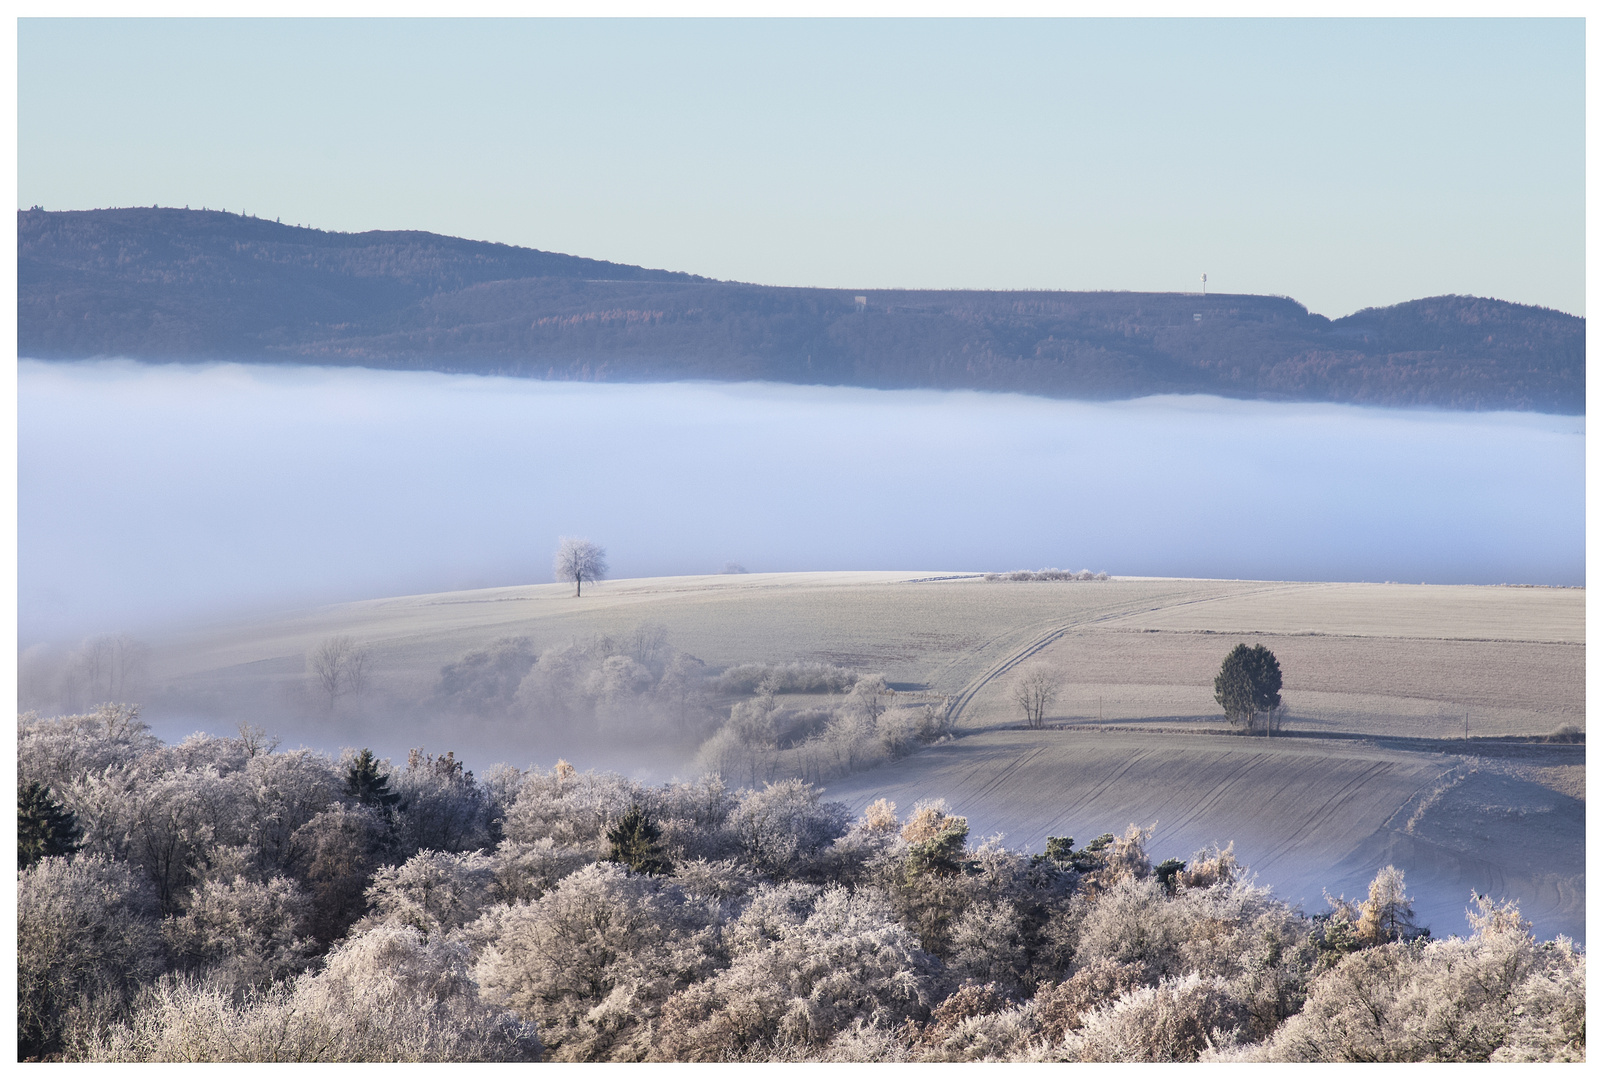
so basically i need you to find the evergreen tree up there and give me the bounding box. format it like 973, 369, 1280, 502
18, 780, 81, 868
1214, 643, 1283, 731
605, 804, 673, 876
344, 748, 400, 808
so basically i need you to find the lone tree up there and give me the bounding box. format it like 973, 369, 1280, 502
554, 536, 608, 597
1214, 643, 1283, 734
1012, 663, 1061, 729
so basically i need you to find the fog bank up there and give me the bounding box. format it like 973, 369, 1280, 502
19, 360, 1584, 644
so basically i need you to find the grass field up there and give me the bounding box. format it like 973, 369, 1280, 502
117, 571, 1583, 942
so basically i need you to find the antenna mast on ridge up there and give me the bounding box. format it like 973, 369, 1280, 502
1201, 273, 1208, 297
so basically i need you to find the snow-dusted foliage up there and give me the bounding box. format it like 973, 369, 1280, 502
77, 925, 541, 1062
18, 854, 165, 1059
1233, 895, 1586, 1062
473, 863, 724, 1060
509, 623, 717, 734
18, 714, 1584, 1062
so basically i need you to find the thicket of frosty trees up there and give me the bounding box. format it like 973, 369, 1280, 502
18, 702, 1585, 1062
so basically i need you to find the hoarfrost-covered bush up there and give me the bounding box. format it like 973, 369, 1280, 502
651, 883, 938, 1060
68, 762, 248, 914
362, 849, 497, 938
436, 637, 537, 714
1246, 895, 1586, 1062
713, 661, 862, 695
18, 704, 159, 794
391, 748, 494, 854
237, 747, 342, 872
1030, 959, 1148, 1044
512, 624, 712, 732
501, 762, 646, 850
162, 874, 316, 991
289, 803, 388, 944
80, 925, 540, 1062
489, 837, 594, 904
1073, 875, 1184, 979
1060, 972, 1247, 1061
728, 779, 851, 879
19, 854, 164, 1059
474, 862, 723, 1060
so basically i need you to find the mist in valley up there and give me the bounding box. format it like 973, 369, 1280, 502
18, 358, 1584, 767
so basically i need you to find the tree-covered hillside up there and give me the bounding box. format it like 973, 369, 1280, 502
19, 208, 1585, 412
18, 704, 1585, 1063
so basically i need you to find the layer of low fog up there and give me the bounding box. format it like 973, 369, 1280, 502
20, 359, 1584, 648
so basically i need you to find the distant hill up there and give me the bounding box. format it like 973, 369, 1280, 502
18, 207, 1585, 413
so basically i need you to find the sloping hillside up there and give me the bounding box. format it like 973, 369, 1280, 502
23, 573, 1580, 940
19, 208, 1585, 412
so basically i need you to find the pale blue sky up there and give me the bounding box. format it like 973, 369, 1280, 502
18, 17, 1584, 317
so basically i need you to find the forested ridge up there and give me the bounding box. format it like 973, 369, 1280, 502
19, 208, 1585, 412
18, 703, 1585, 1062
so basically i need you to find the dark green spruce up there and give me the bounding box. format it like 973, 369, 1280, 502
18, 780, 81, 868
605, 804, 674, 876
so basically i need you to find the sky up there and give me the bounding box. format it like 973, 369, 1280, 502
16, 17, 1585, 318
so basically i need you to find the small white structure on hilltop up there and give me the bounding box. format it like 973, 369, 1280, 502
1201, 272, 1208, 296
855, 295, 868, 312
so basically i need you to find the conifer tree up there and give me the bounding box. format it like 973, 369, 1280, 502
344, 748, 400, 808
18, 780, 81, 868
605, 803, 673, 876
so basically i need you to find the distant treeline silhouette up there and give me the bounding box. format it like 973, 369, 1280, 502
19, 208, 1585, 413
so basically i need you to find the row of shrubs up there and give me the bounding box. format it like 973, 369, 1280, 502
983, 569, 1110, 582
18, 705, 1585, 1062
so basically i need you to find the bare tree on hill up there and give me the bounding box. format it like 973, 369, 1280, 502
1012, 663, 1061, 729
554, 537, 608, 597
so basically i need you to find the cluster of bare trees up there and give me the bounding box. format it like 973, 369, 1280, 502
693, 676, 955, 788
19, 635, 150, 714
18, 709, 1584, 1062
307, 636, 370, 708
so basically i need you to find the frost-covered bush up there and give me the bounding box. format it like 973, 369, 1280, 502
237, 748, 342, 873
19, 854, 165, 1059
1030, 959, 1148, 1044
1060, 972, 1248, 1061
651, 883, 938, 1060
18, 704, 159, 794
288, 803, 388, 944
18, 711, 1585, 1064
512, 624, 713, 732
68, 762, 248, 914
1073, 876, 1183, 979
391, 748, 494, 854
79, 925, 541, 1062
437, 637, 537, 713
501, 762, 646, 850
983, 568, 1109, 582
362, 849, 497, 938
474, 862, 723, 1060
727, 779, 851, 879
713, 661, 862, 696
162, 874, 317, 991
489, 837, 594, 904
1243, 896, 1585, 1062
